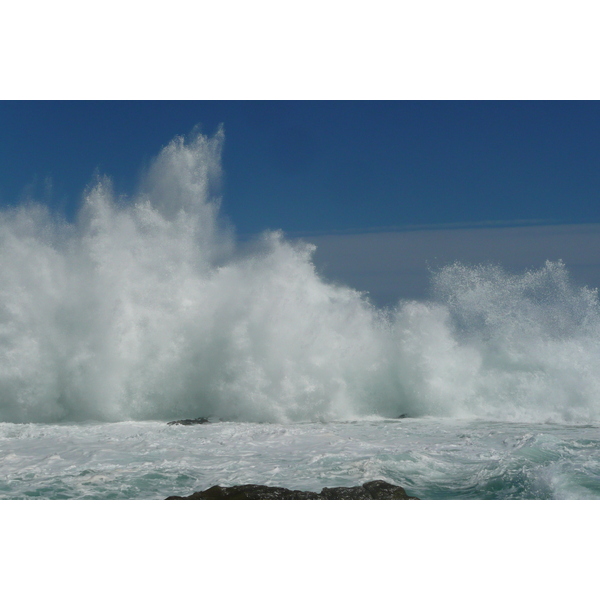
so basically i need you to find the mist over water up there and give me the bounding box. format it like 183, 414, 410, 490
2, 130, 600, 425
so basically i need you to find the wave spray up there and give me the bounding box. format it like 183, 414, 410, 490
2, 129, 600, 424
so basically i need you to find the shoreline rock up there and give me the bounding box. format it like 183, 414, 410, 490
166, 479, 419, 500
167, 417, 210, 425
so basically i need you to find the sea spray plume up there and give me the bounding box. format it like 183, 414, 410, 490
0, 128, 233, 422
430, 261, 600, 422
201, 231, 387, 422
3, 128, 600, 424
386, 299, 482, 419
135, 126, 234, 265
0, 129, 387, 423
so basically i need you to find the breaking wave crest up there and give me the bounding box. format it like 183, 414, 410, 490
2, 129, 600, 424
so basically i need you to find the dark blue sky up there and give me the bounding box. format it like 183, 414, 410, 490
2, 101, 600, 236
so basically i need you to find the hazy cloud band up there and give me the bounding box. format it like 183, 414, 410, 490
300, 223, 600, 305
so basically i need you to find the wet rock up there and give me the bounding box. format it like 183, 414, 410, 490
318, 485, 372, 499
168, 485, 319, 500
167, 417, 210, 426
166, 480, 418, 500
362, 479, 416, 499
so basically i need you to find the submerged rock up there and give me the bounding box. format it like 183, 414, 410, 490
166, 480, 418, 500
167, 417, 210, 425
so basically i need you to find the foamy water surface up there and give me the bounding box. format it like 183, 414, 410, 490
2, 418, 599, 499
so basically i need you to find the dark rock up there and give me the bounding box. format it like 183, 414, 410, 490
318, 485, 372, 499
396, 414, 408, 419
167, 417, 210, 426
166, 479, 418, 500
362, 479, 415, 499
168, 484, 319, 500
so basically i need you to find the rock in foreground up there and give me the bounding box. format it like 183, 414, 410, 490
166, 479, 418, 500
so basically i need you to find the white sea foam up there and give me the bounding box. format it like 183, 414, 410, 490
1, 129, 600, 424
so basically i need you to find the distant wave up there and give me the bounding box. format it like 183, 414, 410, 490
1, 129, 599, 424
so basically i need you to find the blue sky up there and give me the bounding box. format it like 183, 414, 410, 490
2, 101, 600, 232
2, 101, 600, 304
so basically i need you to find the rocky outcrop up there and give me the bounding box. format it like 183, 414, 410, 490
166, 479, 418, 500
167, 417, 210, 425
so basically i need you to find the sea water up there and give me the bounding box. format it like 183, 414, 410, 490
2, 128, 600, 499
1, 419, 600, 499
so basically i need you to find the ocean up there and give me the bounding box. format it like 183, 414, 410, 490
2, 418, 600, 499
2, 129, 600, 500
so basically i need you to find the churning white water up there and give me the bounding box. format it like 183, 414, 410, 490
2, 419, 599, 499
2, 129, 600, 499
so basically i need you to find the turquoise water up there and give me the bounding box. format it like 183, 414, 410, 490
2, 418, 599, 499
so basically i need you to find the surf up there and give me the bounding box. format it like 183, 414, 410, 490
1, 128, 599, 425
